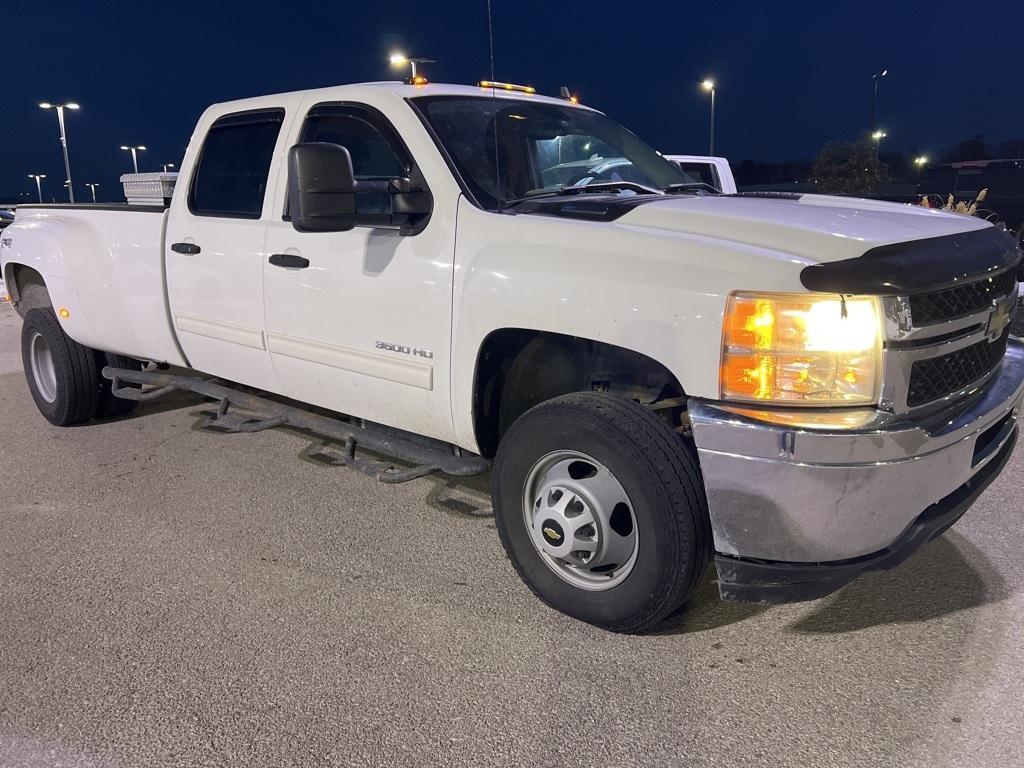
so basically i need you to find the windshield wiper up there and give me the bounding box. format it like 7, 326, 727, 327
503, 181, 663, 207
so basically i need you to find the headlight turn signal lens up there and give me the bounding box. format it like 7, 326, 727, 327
720, 292, 883, 406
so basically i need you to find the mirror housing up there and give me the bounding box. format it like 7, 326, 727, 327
287, 143, 357, 232
287, 142, 434, 235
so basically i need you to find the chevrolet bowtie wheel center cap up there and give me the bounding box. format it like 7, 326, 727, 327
524, 451, 639, 591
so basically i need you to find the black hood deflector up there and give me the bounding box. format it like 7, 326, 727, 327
800, 226, 1022, 295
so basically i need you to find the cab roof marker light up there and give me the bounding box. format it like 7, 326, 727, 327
559, 86, 580, 104
477, 80, 536, 94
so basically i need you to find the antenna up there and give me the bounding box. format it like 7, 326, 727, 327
487, 0, 502, 213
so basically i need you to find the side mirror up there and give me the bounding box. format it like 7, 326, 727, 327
287, 143, 357, 232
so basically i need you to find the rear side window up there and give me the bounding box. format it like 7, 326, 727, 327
189, 109, 285, 218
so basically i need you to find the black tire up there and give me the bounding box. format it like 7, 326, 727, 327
95, 351, 141, 418
492, 391, 711, 633
20, 307, 99, 426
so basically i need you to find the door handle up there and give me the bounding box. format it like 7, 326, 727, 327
170, 242, 201, 255
268, 253, 310, 269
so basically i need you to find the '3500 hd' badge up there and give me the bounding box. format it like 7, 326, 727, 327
375, 341, 433, 359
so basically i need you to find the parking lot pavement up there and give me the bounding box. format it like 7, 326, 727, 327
1, 300, 1023, 768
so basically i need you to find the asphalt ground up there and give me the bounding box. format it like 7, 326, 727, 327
1, 299, 1023, 768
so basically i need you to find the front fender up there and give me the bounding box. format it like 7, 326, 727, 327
449, 198, 810, 451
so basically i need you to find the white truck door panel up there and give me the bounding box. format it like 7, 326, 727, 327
262, 101, 456, 443
166, 108, 287, 393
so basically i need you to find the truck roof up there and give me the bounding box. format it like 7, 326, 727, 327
209, 81, 592, 112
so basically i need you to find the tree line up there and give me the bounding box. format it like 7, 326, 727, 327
734, 135, 1024, 192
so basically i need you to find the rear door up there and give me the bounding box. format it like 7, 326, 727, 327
166, 108, 287, 392
262, 100, 457, 442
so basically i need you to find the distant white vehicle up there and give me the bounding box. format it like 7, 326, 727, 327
665, 155, 737, 194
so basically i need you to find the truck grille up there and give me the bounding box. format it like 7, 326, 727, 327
906, 330, 1010, 407
909, 270, 1017, 325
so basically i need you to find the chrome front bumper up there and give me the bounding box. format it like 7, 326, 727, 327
689, 338, 1024, 568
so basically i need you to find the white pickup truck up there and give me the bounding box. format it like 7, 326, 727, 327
3, 81, 1022, 632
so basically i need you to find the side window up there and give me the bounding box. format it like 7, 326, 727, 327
954, 168, 984, 196
189, 109, 285, 218
300, 105, 410, 180
677, 162, 718, 189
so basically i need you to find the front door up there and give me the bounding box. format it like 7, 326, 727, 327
262, 100, 456, 442
166, 108, 287, 393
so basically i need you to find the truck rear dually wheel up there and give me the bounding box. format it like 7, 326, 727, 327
492, 391, 711, 633
21, 307, 100, 426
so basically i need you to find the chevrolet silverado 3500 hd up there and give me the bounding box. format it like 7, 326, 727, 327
3, 81, 1022, 632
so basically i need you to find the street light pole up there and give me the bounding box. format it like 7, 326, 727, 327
120, 145, 147, 173
871, 130, 888, 157
162, 163, 176, 172
39, 101, 79, 202
86, 183, 99, 203
701, 80, 716, 155
870, 69, 888, 134
388, 53, 435, 81
28, 174, 46, 203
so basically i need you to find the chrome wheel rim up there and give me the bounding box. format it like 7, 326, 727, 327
522, 450, 638, 591
29, 331, 58, 404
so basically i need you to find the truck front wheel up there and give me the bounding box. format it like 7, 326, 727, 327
492, 392, 711, 633
21, 307, 99, 426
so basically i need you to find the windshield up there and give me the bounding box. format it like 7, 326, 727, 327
413, 95, 696, 210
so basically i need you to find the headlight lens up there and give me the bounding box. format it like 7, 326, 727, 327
720, 292, 883, 406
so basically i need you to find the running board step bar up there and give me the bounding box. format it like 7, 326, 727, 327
102, 367, 490, 483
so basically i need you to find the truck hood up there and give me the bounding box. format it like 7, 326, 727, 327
616, 193, 992, 265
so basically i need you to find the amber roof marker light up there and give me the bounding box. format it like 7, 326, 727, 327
559, 86, 580, 104
477, 81, 536, 95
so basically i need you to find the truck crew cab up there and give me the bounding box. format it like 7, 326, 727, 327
3, 81, 1022, 632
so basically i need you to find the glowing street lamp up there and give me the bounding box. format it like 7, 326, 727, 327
388, 52, 435, 80
914, 155, 929, 166
870, 68, 888, 133
120, 145, 147, 173
162, 163, 176, 172
86, 182, 99, 203
28, 174, 46, 203
39, 101, 79, 202
700, 79, 716, 155
871, 130, 888, 158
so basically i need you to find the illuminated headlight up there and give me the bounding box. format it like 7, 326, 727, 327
720, 292, 883, 406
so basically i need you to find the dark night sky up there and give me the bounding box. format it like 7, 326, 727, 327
3, 0, 1023, 201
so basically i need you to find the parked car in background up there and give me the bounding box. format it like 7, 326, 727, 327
918, 159, 1024, 239
665, 155, 737, 193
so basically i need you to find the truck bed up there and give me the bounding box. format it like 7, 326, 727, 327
4, 205, 186, 366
